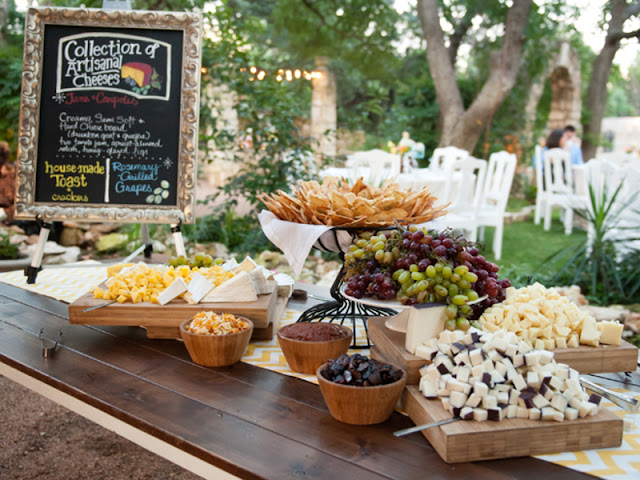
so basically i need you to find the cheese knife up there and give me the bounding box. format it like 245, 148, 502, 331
393, 417, 459, 437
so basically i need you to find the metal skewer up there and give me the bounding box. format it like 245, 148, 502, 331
580, 377, 639, 413
393, 417, 459, 437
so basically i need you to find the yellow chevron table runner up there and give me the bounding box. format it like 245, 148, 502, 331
1, 264, 639, 478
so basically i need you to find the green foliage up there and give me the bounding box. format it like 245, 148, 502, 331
547, 182, 640, 305
0, 1, 25, 158
182, 209, 272, 256
200, 6, 316, 211
0, 231, 19, 260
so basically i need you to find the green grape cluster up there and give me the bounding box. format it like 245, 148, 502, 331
343, 225, 510, 332
168, 252, 224, 268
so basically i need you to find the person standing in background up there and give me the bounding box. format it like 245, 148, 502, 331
563, 125, 584, 166
0, 142, 16, 225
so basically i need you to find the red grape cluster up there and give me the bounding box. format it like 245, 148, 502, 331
343, 225, 511, 331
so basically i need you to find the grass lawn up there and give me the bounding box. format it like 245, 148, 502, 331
479, 216, 587, 274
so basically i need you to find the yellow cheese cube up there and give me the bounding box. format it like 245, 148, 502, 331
597, 321, 623, 346
116, 295, 127, 303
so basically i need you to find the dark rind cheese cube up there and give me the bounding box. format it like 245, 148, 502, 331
451, 342, 466, 354
482, 372, 493, 387
487, 407, 505, 421
588, 393, 602, 405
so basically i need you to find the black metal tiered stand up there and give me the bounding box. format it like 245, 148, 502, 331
296, 228, 398, 348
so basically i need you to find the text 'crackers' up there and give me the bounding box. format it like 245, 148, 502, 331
258, 176, 449, 227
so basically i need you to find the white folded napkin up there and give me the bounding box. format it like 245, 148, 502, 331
259, 210, 333, 276
259, 210, 445, 276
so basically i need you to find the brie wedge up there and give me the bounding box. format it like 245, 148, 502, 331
201, 271, 258, 303
157, 277, 188, 305
183, 272, 215, 304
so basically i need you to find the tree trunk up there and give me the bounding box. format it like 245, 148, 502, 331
582, 0, 629, 161
417, 0, 533, 152
0, 0, 9, 46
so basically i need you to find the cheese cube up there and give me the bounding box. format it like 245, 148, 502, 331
597, 321, 623, 346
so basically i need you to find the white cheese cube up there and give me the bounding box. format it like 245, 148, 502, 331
564, 407, 579, 421
454, 350, 471, 366
506, 405, 517, 419
548, 376, 564, 391
469, 348, 484, 366
415, 345, 438, 361
474, 382, 489, 397
473, 408, 488, 421
482, 358, 494, 372
538, 350, 554, 365
516, 406, 529, 418
460, 406, 474, 420
529, 408, 541, 420
509, 388, 520, 405
419, 378, 438, 398
513, 354, 525, 368
465, 393, 482, 408
550, 394, 568, 411
527, 371, 541, 389
456, 366, 471, 384
482, 395, 498, 409
511, 373, 527, 391
471, 364, 484, 377
446, 378, 468, 393
495, 362, 508, 378
532, 394, 550, 409
449, 390, 468, 409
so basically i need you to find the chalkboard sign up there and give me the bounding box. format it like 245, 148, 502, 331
15, 8, 202, 223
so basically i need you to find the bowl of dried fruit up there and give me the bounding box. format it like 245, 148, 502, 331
180, 312, 253, 367
317, 353, 406, 425
277, 322, 353, 374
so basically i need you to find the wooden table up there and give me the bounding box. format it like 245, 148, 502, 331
0, 281, 638, 480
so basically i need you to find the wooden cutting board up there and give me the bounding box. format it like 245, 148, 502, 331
402, 385, 623, 463
69, 286, 279, 334
369, 316, 639, 383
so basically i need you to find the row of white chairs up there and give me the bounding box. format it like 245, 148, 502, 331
432, 149, 517, 260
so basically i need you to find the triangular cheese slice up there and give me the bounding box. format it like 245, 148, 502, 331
184, 272, 215, 304
222, 258, 238, 271
231, 256, 258, 274
201, 271, 258, 303
157, 277, 188, 305
248, 268, 273, 295
273, 273, 294, 298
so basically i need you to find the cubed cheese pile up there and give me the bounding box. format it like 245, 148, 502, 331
93, 263, 235, 304
417, 328, 602, 422
478, 283, 623, 349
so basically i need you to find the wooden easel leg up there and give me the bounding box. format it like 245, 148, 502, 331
25, 217, 52, 284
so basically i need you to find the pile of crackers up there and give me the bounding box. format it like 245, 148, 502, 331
258, 176, 448, 227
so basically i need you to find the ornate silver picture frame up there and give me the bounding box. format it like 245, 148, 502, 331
15, 7, 202, 223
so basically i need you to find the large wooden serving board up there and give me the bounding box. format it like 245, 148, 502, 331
69, 287, 280, 337
369, 317, 639, 383
402, 385, 623, 463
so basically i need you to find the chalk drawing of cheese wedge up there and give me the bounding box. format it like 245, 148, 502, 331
121, 62, 153, 87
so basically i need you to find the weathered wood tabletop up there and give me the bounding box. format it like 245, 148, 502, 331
0, 280, 638, 480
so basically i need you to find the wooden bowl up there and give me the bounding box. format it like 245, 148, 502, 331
277, 323, 352, 374
316, 363, 407, 425
180, 317, 254, 367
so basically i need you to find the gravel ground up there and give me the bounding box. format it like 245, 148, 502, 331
0, 375, 201, 480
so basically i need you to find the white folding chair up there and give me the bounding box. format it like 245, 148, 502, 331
429, 147, 469, 171
533, 144, 545, 225
543, 148, 575, 234
476, 151, 517, 260
439, 157, 488, 241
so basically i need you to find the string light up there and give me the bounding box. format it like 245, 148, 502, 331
201, 67, 208, 75
230, 65, 323, 82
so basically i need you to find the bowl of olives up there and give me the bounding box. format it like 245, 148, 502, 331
317, 354, 406, 425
